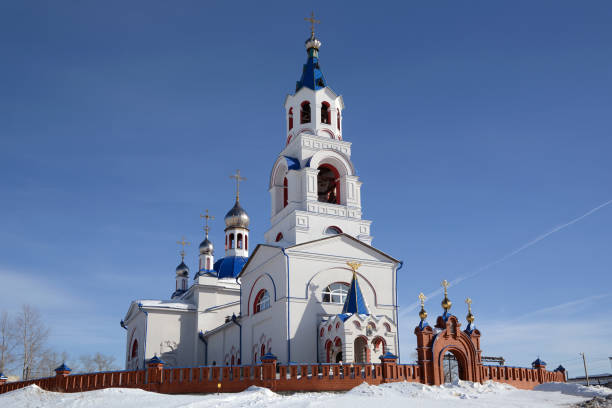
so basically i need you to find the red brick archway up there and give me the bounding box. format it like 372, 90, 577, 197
415, 315, 482, 385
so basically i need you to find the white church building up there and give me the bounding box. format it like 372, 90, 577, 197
122, 29, 402, 369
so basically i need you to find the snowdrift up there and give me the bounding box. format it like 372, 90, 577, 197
0, 381, 603, 407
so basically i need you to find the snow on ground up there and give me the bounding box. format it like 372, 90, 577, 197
1, 381, 606, 408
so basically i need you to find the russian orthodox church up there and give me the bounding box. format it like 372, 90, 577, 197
122, 27, 401, 369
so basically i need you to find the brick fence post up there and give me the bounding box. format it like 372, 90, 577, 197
260, 352, 278, 391
146, 355, 165, 392
531, 358, 547, 384
54, 363, 72, 392
554, 365, 567, 382
380, 352, 399, 383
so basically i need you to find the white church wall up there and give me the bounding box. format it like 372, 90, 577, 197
205, 323, 240, 366
124, 311, 146, 370
144, 309, 196, 367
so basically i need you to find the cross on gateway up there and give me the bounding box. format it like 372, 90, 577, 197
304, 11, 320, 36
441, 279, 450, 296
230, 170, 246, 201
418, 292, 426, 307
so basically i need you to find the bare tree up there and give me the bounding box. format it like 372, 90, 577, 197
15, 305, 49, 380
0, 311, 17, 374
36, 350, 72, 378
79, 352, 117, 373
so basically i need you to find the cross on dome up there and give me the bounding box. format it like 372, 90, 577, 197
176, 237, 190, 260
200, 209, 215, 237
230, 170, 246, 202
304, 11, 320, 36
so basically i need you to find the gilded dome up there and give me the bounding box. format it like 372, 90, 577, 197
224, 200, 250, 229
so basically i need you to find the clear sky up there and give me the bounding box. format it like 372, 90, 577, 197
1, 1, 611, 377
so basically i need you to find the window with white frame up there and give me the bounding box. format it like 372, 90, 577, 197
322, 282, 350, 304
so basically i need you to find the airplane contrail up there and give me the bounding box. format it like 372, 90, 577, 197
401, 198, 612, 315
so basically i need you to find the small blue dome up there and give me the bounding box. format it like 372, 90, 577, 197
213, 256, 248, 279
532, 358, 547, 367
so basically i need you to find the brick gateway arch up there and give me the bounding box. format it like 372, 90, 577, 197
415, 314, 483, 385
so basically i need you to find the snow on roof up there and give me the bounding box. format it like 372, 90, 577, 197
137, 300, 195, 311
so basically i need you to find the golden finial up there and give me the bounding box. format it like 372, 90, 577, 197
346, 261, 361, 279
418, 292, 428, 321
465, 297, 474, 324
176, 237, 190, 261
200, 210, 215, 237
441, 279, 452, 311
229, 170, 246, 202
304, 11, 320, 36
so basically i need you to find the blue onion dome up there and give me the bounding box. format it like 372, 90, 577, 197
224, 200, 250, 229
199, 237, 213, 255
175, 261, 189, 277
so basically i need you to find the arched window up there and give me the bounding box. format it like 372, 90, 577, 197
182, 280, 186, 290
322, 282, 349, 304
383, 323, 391, 332
373, 337, 386, 353
253, 289, 270, 314
317, 164, 340, 204
206, 258, 211, 270
237, 233, 243, 249
325, 226, 342, 235
353, 321, 361, 330
245, 235, 248, 251
288, 108, 293, 130
225, 235, 228, 250
300, 101, 311, 124
337, 110, 341, 130
231, 355, 235, 366
260, 344, 265, 357
321, 102, 330, 124
229, 233, 235, 249
275, 232, 283, 242
131, 339, 138, 360
286, 135, 292, 146
283, 177, 288, 207
320, 328, 324, 337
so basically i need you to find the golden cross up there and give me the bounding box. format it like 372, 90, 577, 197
176, 237, 190, 260
465, 297, 472, 312
346, 261, 361, 272
441, 279, 450, 296
418, 292, 426, 307
229, 170, 246, 201
304, 11, 320, 36
200, 210, 215, 236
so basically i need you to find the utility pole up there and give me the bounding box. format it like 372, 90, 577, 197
580, 352, 590, 386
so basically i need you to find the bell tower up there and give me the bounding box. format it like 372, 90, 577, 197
264, 17, 373, 246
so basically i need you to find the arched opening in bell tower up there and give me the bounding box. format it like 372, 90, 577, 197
317, 164, 340, 204
288, 107, 293, 130
321, 101, 330, 124
300, 101, 311, 123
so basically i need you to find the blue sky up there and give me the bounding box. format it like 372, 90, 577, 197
1, 1, 611, 376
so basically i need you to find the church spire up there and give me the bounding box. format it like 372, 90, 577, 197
296, 12, 327, 92
342, 262, 370, 315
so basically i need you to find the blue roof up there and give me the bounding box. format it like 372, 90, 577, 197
284, 156, 301, 170
261, 352, 278, 361
55, 363, 71, 372
214, 256, 248, 279
342, 272, 369, 315
532, 358, 547, 367
380, 352, 398, 360
148, 355, 165, 365
296, 38, 327, 91
0, 373, 8, 380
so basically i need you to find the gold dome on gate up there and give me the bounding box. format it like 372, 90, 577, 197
466, 297, 475, 323
418, 293, 428, 320
441, 280, 452, 311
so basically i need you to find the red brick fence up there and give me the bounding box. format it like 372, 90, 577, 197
0, 352, 565, 395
